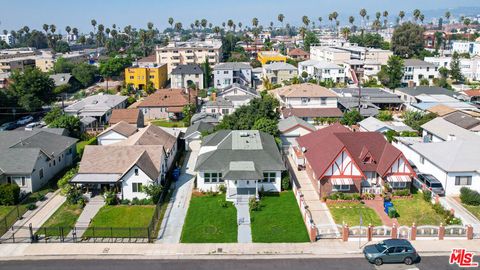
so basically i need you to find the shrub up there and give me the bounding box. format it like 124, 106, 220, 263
352, 193, 362, 201
393, 189, 410, 197
388, 207, 398, 218
143, 184, 163, 204
0, 184, 21, 205
38, 194, 47, 201
218, 185, 226, 194
120, 199, 131, 205
329, 193, 339, 200
58, 166, 79, 194
219, 200, 228, 208
423, 190, 432, 202
249, 197, 261, 211
104, 191, 118, 205
281, 173, 291, 190
65, 185, 83, 205
460, 187, 480, 206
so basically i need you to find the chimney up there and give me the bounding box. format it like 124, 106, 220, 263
447, 134, 456, 141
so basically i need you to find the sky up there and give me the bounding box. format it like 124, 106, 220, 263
1, 0, 480, 34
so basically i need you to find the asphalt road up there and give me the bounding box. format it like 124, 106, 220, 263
0, 257, 473, 270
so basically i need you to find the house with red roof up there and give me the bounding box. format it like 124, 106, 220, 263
296, 123, 415, 198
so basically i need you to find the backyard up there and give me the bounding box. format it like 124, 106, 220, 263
83, 205, 155, 238
181, 193, 237, 243
392, 193, 445, 226
151, 119, 186, 128
250, 191, 309, 242
37, 202, 83, 237
328, 202, 383, 226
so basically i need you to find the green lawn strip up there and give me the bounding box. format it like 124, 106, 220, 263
37, 202, 83, 237
0, 206, 15, 220
462, 204, 480, 220
250, 191, 310, 243
83, 205, 155, 238
181, 194, 237, 243
151, 120, 186, 128
76, 137, 97, 156
392, 193, 445, 226
328, 202, 382, 226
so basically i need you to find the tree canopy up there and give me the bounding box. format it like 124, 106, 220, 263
340, 110, 363, 126
378, 55, 405, 89
72, 63, 98, 87
391, 22, 424, 58
8, 67, 55, 112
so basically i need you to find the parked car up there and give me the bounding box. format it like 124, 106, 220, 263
16, 115, 34, 125
0, 122, 18, 131
417, 173, 445, 196
363, 239, 419, 266
25, 122, 45, 131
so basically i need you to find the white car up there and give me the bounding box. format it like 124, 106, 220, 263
25, 122, 44, 131
16, 116, 34, 125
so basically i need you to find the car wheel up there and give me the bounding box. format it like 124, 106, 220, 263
374, 258, 383, 266
404, 257, 413, 265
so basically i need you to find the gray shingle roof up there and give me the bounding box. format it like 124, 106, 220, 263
443, 112, 480, 130
332, 88, 403, 104
195, 130, 285, 173
214, 62, 252, 70
204, 98, 233, 108
49, 73, 73, 87
421, 117, 480, 141
395, 86, 455, 97
218, 83, 259, 97
191, 112, 221, 125
184, 122, 215, 139
404, 59, 436, 68
278, 116, 316, 133
264, 62, 297, 71
171, 64, 204, 75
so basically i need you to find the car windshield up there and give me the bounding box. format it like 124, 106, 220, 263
375, 243, 387, 252
430, 183, 442, 188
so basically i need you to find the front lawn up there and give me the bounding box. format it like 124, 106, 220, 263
328, 202, 382, 226
181, 193, 237, 243
37, 202, 83, 236
84, 205, 155, 238
462, 204, 480, 220
151, 119, 186, 128
0, 206, 16, 220
392, 193, 445, 226
250, 191, 309, 242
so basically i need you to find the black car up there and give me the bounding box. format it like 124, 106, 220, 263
0, 122, 18, 131
417, 173, 445, 196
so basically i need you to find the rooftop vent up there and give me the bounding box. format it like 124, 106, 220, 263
240, 132, 250, 137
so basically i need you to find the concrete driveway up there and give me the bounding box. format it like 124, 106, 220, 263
439, 196, 480, 233
156, 146, 199, 243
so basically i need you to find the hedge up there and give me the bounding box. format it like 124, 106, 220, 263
460, 187, 480, 206
0, 184, 20, 205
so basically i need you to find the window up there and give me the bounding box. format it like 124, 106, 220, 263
263, 172, 276, 183
21, 177, 26, 187
195, 74, 199, 78
58, 156, 61, 162
204, 172, 223, 183
455, 176, 472, 186
390, 181, 407, 188
129, 76, 134, 79
301, 97, 310, 104
39, 169, 44, 179
222, 109, 229, 115
333, 184, 350, 191
134, 168, 139, 176
320, 97, 327, 105
132, 183, 143, 193
224, 71, 229, 74
7, 176, 12, 184
149, 75, 154, 79
53, 160, 56, 166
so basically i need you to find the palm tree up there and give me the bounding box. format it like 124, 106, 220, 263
50, 24, 56, 34
72, 27, 78, 36
302, 16, 310, 29
360, 9, 367, 29
413, 9, 421, 22
372, 19, 381, 32
299, 26, 307, 42
201, 19, 208, 30
278, 14, 285, 29
222, 22, 226, 29
349, 16, 355, 28
445, 11, 451, 22
213, 26, 221, 37
318, 17, 323, 29
65, 26, 71, 35
383, 11, 389, 27
190, 23, 195, 32
252, 18, 259, 28
419, 14, 425, 24
227, 20, 234, 31
91, 19, 97, 33
238, 22, 243, 30
174, 22, 183, 34
399, 11, 405, 24
194, 20, 200, 31
341, 27, 351, 39
139, 29, 148, 57
147, 22, 154, 31
42, 24, 49, 34
3, 30, 7, 36
168, 18, 174, 28
331, 11, 339, 33
375, 12, 381, 21
22, 26, 30, 34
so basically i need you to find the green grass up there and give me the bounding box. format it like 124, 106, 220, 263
462, 204, 480, 220
37, 202, 83, 236
181, 194, 237, 243
0, 206, 16, 220
328, 202, 383, 226
392, 193, 445, 226
250, 191, 310, 243
151, 119, 186, 128
76, 137, 97, 156
83, 205, 155, 238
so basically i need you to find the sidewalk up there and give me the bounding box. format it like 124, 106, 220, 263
2, 191, 65, 239
71, 196, 105, 237
156, 150, 197, 243
236, 203, 252, 243
0, 239, 479, 260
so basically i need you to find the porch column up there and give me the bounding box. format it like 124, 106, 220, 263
255, 180, 259, 198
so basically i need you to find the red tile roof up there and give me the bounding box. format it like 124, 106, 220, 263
281, 108, 343, 118
463, 89, 480, 97
297, 124, 409, 180
288, 48, 309, 57
109, 109, 141, 125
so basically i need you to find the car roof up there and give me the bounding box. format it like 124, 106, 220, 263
422, 174, 441, 183
383, 239, 413, 247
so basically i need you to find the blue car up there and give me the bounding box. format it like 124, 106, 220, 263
363, 239, 419, 266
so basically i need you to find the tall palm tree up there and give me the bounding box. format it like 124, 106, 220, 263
50, 24, 56, 34
278, 14, 285, 29
331, 11, 339, 33
147, 22, 154, 30
413, 9, 421, 22
349, 16, 355, 29
201, 19, 208, 30
72, 27, 78, 36
227, 20, 234, 31
360, 9, 367, 30
174, 22, 183, 34
168, 18, 174, 28
375, 12, 381, 21
302, 16, 310, 29
419, 14, 425, 24
65, 26, 71, 34
238, 22, 243, 30
252, 18, 259, 28
445, 11, 451, 22
222, 22, 226, 29
42, 24, 49, 35
299, 26, 307, 42
270, 21, 274, 31
91, 19, 97, 33
209, 23, 213, 29
318, 17, 323, 29
341, 27, 351, 39
383, 11, 389, 27
194, 20, 200, 31
399, 11, 405, 24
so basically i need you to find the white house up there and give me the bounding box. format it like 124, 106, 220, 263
358, 116, 415, 133
402, 59, 439, 87
213, 62, 252, 88
194, 130, 285, 202
425, 55, 480, 82
170, 64, 204, 89
452, 41, 480, 56
183, 122, 215, 151
278, 116, 316, 153
298, 59, 346, 83
64, 94, 128, 126
420, 117, 480, 143
0, 130, 77, 194
97, 121, 138, 145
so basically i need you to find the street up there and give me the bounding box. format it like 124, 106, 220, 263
0, 257, 474, 270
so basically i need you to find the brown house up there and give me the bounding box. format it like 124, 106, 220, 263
288, 48, 310, 61
137, 89, 197, 121
109, 109, 144, 128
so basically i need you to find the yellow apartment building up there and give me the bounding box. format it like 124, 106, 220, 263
125, 64, 167, 90
257, 51, 287, 65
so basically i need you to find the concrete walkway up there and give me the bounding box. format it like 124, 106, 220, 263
71, 196, 105, 238
363, 197, 396, 226
439, 196, 480, 233
236, 203, 252, 243
2, 191, 65, 239
156, 149, 198, 243
286, 156, 338, 235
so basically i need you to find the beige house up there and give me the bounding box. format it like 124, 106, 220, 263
171, 64, 204, 89
262, 62, 297, 85
155, 40, 222, 74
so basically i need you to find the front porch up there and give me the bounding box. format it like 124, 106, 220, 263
70, 173, 123, 200
225, 180, 259, 203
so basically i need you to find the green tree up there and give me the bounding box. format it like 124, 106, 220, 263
341, 110, 363, 126
203, 58, 211, 88
402, 111, 436, 131
145, 81, 155, 95
8, 67, 55, 112
303, 31, 319, 52
450, 52, 464, 83
252, 117, 279, 136
72, 63, 98, 87
182, 104, 196, 125
53, 57, 75, 73
378, 55, 404, 89
391, 22, 424, 58
376, 110, 393, 121
54, 40, 70, 53
49, 114, 81, 138
419, 78, 430, 86
43, 106, 63, 125
99, 56, 132, 90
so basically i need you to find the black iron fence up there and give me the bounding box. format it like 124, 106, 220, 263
0, 206, 23, 237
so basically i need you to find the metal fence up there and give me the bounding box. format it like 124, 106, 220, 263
0, 205, 23, 237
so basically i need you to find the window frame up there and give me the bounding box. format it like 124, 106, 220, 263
455, 176, 472, 186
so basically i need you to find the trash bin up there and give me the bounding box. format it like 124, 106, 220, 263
384, 201, 394, 214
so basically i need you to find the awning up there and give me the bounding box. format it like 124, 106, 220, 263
331, 178, 354, 185
387, 175, 411, 182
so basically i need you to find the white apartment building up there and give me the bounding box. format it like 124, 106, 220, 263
155, 39, 222, 74
298, 59, 346, 83
213, 62, 252, 88
402, 59, 439, 87
452, 41, 480, 56
0, 34, 15, 45
425, 56, 480, 82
